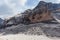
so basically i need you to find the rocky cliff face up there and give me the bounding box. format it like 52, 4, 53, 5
2, 1, 60, 28
24, 1, 60, 23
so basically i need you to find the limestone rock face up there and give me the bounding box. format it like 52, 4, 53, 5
26, 1, 60, 23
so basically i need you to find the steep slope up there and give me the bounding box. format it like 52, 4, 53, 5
26, 1, 60, 23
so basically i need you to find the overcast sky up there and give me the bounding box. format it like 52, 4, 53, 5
0, 0, 60, 19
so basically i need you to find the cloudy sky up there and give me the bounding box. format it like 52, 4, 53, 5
0, 0, 60, 19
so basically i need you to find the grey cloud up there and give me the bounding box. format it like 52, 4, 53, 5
0, 4, 13, 15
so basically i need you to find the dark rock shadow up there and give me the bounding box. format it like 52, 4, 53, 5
41, 20, 59, 24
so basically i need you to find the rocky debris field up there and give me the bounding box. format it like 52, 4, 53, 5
0, 22, 60, 38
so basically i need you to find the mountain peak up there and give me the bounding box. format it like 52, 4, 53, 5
39, 1, 46, 4
34, 1, 48, 10
34, 1, 60, 10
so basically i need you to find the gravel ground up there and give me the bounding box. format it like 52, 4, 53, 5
0, 34, 60, 40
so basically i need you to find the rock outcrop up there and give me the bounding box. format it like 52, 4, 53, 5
22, 1, 60, 23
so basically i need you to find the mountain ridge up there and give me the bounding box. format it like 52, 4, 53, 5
0, 1, 60, 28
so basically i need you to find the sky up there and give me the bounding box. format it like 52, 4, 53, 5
0, 0, 60, 19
